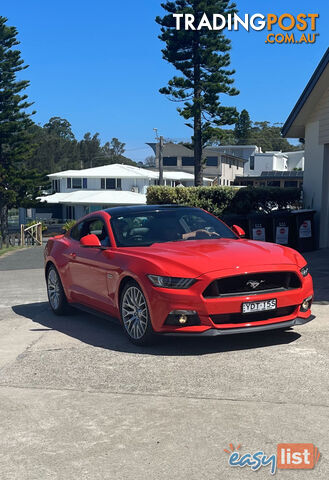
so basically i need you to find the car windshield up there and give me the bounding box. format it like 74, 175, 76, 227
110, 208, 237, 247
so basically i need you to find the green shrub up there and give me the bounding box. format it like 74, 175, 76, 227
26, 220, 48, 232
229, 187, 302, 214
63, 219, 77, 232
146, 186, 301, 216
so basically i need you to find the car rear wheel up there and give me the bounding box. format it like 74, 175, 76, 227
47, 265, 70, 315
120, 280, 154, 345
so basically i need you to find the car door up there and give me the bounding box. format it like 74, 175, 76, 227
68, 217, 114, 311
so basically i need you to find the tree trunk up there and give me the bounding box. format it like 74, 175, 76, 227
194, 103, 203, 186
193, 27, 203, 187
0, 205, 8, 239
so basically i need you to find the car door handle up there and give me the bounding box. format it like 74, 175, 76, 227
70, 253, 77, 259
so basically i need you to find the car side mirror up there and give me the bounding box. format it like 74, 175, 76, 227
80, 234, 102, 248
232, 225, 246, 238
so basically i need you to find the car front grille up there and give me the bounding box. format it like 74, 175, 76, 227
203, 272, 301, 298
210, 305, 297, 325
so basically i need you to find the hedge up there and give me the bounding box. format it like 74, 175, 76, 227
146, 186, 301, 216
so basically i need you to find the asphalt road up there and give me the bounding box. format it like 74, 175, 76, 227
0, 246, 328, 479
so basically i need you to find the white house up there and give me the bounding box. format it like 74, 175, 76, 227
244, 151, 288, 176
214, 144, 261, 161
243, 150, 305, 177
38, 163, 212, 221
147, 142, 246, 186
282, 47, 329, 248
284, 151, 305, 171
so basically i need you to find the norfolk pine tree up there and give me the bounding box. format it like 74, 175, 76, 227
0, 17, 36, 238
156, 1, 239, 185
234, 109, 252, 144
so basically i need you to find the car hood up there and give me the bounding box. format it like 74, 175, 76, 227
117, 239, 306, 277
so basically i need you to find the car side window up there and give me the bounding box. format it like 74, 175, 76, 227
180, 214, 208, 231
88, 220, 104, 236
83, 218, 110, 247
70, 222, 83, 241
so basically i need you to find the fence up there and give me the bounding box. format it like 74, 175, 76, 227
0, 223, 43, 251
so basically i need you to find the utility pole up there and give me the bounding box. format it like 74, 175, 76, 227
159, 136, 164, 186
153, 128, 164, 186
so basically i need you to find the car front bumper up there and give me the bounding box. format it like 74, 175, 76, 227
143, 265, 314, 335
161, 314, 315, 336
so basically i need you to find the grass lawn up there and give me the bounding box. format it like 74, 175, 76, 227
0, 246, 23, 257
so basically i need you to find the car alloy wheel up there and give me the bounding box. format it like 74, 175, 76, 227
120, 281, 154, 345
47, 265, 69, 315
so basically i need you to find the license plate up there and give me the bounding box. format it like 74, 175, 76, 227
242, 299, 277, 314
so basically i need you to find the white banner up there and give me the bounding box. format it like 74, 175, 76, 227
299, 220, 312, 238
276, 226, 289, 245
252, 227, 266, 241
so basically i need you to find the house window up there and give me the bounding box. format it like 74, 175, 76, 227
182, 157, 194, 167
83, 178, 88, 189
206, 157, 218, 167
241, 180, 254, 186
72, 178, 82, 189
250, 156, 255, 170
163, 157, 177, 166
66, 206, 75, 220
106, 178, 116, 189
284, 181, 298, 188
52, 180, 60, 192
67, 178, 72, 189
101, 178, 122, 190
267, 180, 280, 187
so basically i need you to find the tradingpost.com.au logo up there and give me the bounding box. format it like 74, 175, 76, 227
173, 13, 320, 45
224, 443, 321, 475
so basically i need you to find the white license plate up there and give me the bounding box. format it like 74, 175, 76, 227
242, 299, 277, 314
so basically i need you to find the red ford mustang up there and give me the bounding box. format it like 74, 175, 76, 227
44, 205, 314, 345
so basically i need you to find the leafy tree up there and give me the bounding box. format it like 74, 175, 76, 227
0, 17, 45, 238
26, 124, 136, 172
144, 155, 156, 167
28, 122, 80, 173
110, 137, 125, 160
101, 137, 126, 163
234, 109, 251, 145
210, 120, 303, 152
156, 1, 239, 185
79, 132, 101, 168
250, 122, 302, 152
43, 116, 75, 140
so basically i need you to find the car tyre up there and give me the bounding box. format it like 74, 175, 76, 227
47, 265, 70, 315
120, 280, 155, 346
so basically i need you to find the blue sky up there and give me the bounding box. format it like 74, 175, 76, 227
3, 1, 329, 162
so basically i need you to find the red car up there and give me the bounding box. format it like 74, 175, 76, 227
45, 205, 314, 345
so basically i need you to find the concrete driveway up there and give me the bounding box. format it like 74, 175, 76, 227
0, 246, 328, 479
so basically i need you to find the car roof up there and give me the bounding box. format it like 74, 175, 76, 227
104, 204, 198, 217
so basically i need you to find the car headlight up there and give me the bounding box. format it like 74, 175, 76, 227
147, 275, 196, 289
300, 265, 309, 277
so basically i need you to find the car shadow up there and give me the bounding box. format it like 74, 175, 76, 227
12, 302, 301, 356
